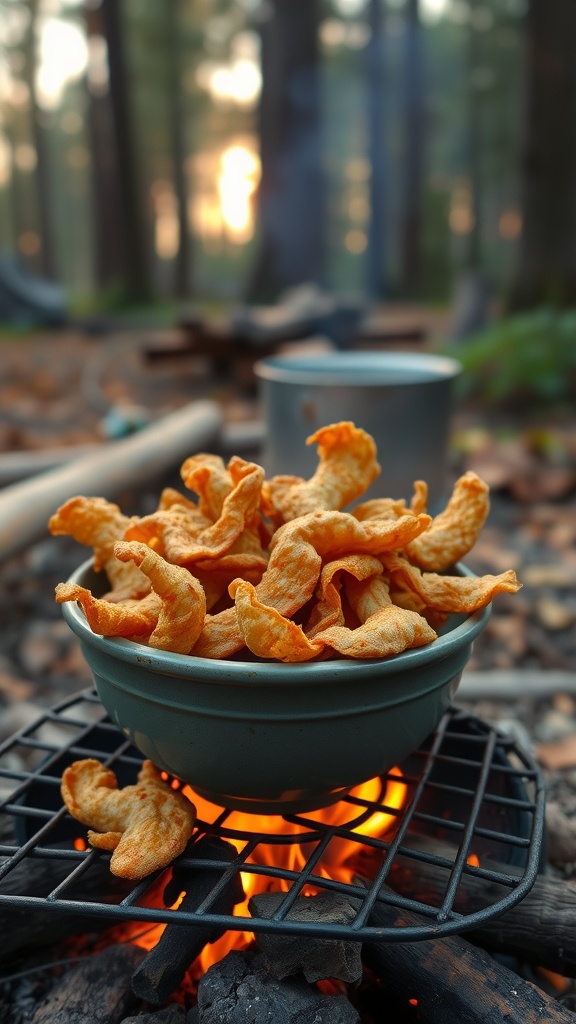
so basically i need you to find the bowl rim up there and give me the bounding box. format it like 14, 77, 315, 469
61, 557, 490, 684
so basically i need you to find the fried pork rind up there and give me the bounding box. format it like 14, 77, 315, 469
382, 551, 522, 613
48, 496, 150, 601
261, 422, 380, 524
56, 543, 207, 653
113, 541, 206, 653
125, 457, 266, 564
51, 421, 522, 662
230, 579, 437, 662
305, 554, 384, 637
404, 471, 490, 572
61, 758, 196, 880
55, 583, 161, 640
192, 508, 431, 659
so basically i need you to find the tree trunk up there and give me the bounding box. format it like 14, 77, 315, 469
165, 0, 191, 300
465, 0, 483, 272
100, 0, 151, 303
84, 5, 124, 291
366, 0, 387, 299
23, 0, 56, 280
398, 0, 424, 298
509, 0, 576, 309
247, 0, 326, 302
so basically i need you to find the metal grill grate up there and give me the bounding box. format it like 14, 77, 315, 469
0, 689, 545, 943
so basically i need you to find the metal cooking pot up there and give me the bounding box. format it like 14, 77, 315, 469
255, 351, 462, 512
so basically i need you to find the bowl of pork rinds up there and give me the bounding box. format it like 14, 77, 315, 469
52, 421, 521, 814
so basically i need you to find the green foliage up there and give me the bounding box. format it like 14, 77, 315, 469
440, 308, 576, 406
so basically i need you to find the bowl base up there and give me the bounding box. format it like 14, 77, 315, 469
191, 783, 354, 816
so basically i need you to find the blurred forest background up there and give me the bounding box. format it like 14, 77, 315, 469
0, 0, 574, 691
0, 0, 576, 410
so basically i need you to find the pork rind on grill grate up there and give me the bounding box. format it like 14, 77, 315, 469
61, 758, 197, 879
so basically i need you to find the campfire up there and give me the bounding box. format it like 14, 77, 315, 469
5, 687, 572, 1023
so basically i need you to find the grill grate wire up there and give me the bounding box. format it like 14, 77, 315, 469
0, 689, 545, 943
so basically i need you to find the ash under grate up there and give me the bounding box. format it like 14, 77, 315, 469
0, 689, 545, 944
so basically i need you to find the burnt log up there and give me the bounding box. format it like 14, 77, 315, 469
546, 803, 576, 864
387, 840, 576, 978
249, 890, 363, 984
131, 836, 244, 1005
0, 848, 135, 961
196, 949, 360, 1024
363, 898, 576, 1024
26, 943, 146, 1024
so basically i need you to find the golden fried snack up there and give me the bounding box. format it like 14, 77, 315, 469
305, 554, 384, 637
125, 458, 265, 564
410, 480, 428, 516
48, 496, 150, 601
404, 471, 490, 572
55, 584, 161, 639
61, 758, 196, 880
193, 552, 269, 611
382, 551, 521, 613
192, 508, 430, 659
180, 452, 234, 519
352, 498, 408, 522
345, 571, 392, 622
261, 422, 380, 523
230, 579, 437, 662
113, 542, 206, 653
352, 481, 428, 523
314, 604, 437, 659
50, 422, 522, 662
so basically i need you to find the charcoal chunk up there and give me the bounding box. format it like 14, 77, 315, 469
196, 949, 360, 1023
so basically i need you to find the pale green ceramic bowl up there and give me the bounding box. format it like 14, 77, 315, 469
61, 558, 489, 815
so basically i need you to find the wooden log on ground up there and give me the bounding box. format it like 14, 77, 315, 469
362, 898, 576, 1024
26, 943, 146, 1024
131, 836, 244, 1005
0, 400, 222, 559
387, 837, 576, 978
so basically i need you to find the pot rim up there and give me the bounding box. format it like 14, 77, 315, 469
62, 557, 490, 685
254, 351, 462, 387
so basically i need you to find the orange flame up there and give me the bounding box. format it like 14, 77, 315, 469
85, 771, 408, 983
177, 772, 408, 977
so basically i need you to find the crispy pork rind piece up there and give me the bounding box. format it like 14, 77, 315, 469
230, 579, 437, 662
404, 471, 490, 572
315, 603, 437, 659
191, 508, 431, 659
48, 496, 150, 601
352, 481, 428, 524
345, 572, 392, 622
61, 758, 196, 880
180, 452, 235, 520
351, 498, 408, 522
382, 551, 522, 612
305, 554, 385, 637
125, 458, 266, 564
55, 583, 161, 640
113, 541, 206, 653
261, 422, 381, 524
